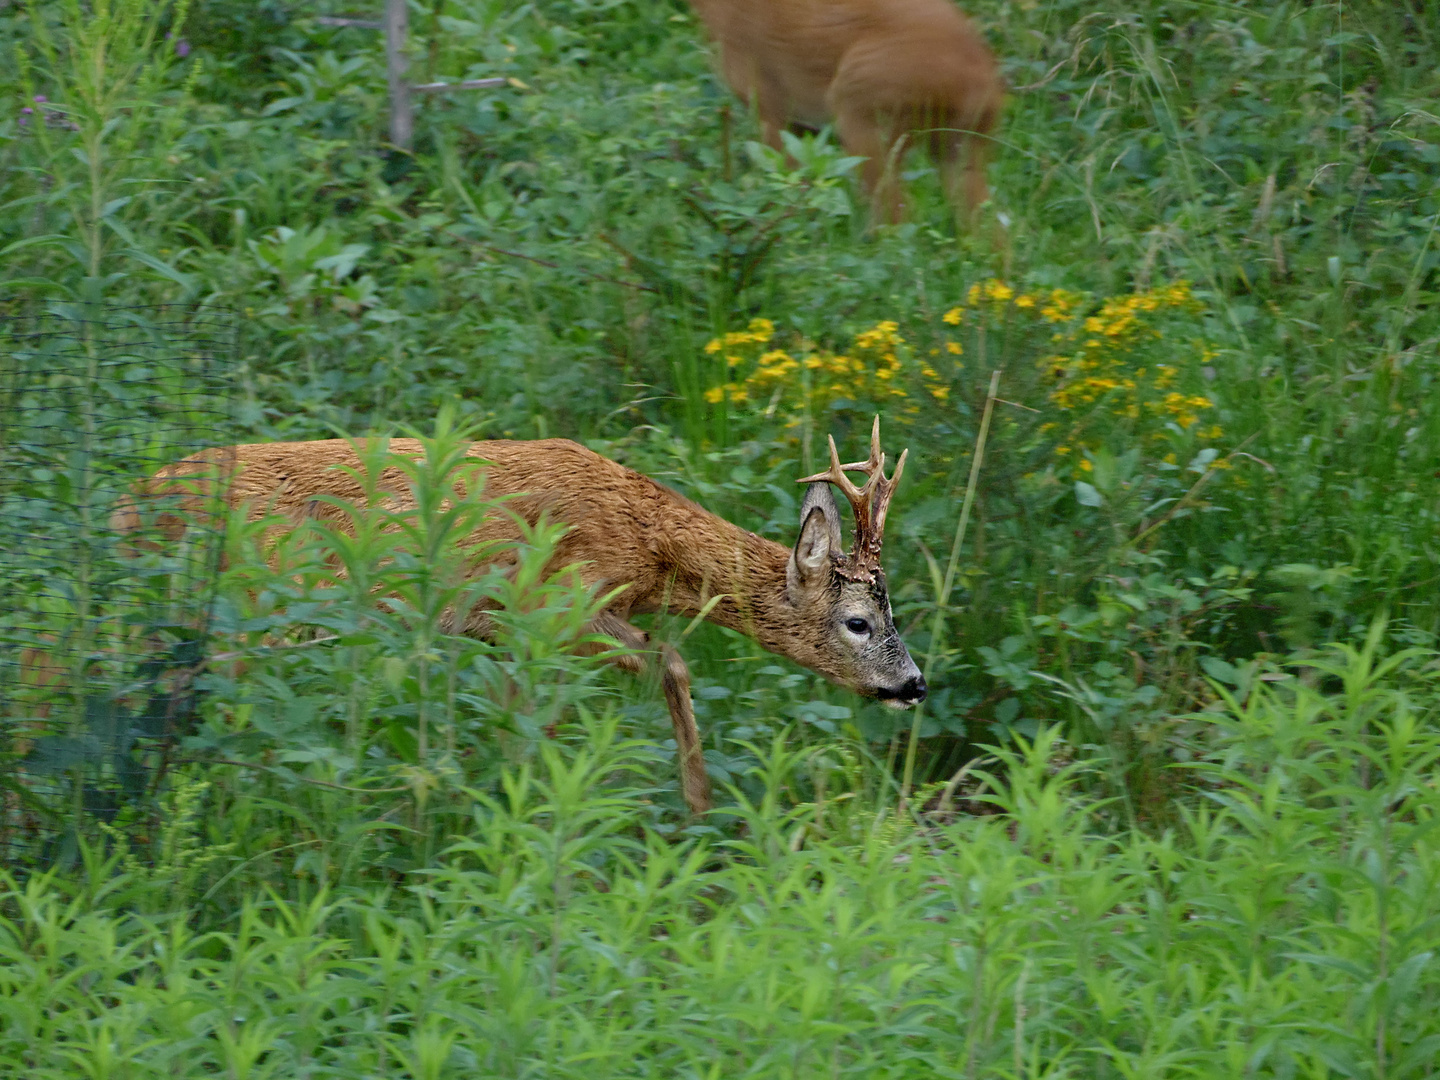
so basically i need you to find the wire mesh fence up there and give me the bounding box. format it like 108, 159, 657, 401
0, 303, 236, 869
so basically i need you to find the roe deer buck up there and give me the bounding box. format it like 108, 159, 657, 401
687, 0, 1003, 222
138, 418, 924, 813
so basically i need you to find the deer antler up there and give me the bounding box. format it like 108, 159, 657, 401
796, 416, 908, 582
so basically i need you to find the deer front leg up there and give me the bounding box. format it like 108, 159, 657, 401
586, 613, 713, 815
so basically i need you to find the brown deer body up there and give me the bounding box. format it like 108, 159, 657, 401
142, 421, 925, 813
688, 0, 1003, 222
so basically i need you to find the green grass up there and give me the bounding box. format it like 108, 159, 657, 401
2, 0, 1440, 1074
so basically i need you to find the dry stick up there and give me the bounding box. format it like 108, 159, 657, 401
443, 229, 657, 294
898, 369, 1001, 813
173, 757, 411, 794
1128, 431, 1259, 550
413, 77, 508, 93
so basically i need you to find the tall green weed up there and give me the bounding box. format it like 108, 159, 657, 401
3, 650, 1438, 1075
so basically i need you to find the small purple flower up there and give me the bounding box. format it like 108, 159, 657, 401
174, 38, 190, 57
33, 94, 47, 104
21, 106, 33, 115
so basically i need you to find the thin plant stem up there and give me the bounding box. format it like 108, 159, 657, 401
899, 369, 1001, 812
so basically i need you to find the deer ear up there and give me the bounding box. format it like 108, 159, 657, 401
799, 481, 844, 551
788, 484, 842, 589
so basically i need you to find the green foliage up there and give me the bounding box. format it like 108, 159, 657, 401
3, 0, 1440, 1069
2, 658, 1439, 1075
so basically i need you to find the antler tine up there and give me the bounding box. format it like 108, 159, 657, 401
868, 446, 907, 542
836, 414, 887, 490
796, 434, 865, 500
795, 417, 909, 581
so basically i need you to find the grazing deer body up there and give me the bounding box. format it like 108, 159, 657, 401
144, 420, 924, 813
688, 0, 1003, 222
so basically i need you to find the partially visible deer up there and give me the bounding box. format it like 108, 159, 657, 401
136, 418, 925, 813
687, 0, 1003, 223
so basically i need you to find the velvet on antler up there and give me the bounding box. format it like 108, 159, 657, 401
796, 416, 908, 583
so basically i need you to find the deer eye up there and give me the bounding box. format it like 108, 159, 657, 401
844, 617, 871, 635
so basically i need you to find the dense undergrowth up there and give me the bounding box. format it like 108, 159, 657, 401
2, 0, 1439, 1074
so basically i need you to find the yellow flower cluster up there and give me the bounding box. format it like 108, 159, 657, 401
1032, 282, 1220, 464
701, 317, 953, 414
967, 279, 1014, 306
697, 281, 1217, 474
851, 321, 906, 395
958, 279, 1084, 325
703, 318, 775, 356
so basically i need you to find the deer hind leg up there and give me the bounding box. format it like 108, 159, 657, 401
833, 106, 906, 224
937, 133, 990, 227
656, 643, 712, 814
585, 613, 712, 815
936, 97, 999, 229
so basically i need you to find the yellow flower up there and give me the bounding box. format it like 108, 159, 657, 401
1015, 294, 1036, 309
704, 338, 722, 354
943, 307, 963, 325
704, 386, 724, 403
747, 317, 775, 337
1079, 458, 1093, 472
946, 341, 962, 355
1040, 288, 1080, 322
984, 279, 1014, 302
929, 385, 950, 401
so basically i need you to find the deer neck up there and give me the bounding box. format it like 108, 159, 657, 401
652, 513, 825, 671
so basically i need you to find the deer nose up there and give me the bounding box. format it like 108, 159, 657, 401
899, 674, 927, 705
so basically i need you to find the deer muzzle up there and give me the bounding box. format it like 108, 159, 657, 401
875, 672, 927, 708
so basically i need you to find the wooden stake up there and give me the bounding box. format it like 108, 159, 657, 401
384, 0, 412, 149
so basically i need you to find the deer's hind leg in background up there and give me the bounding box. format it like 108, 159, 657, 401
585, 612, 713, 815
933, 95, 1001, 228
830, 102, 908, 224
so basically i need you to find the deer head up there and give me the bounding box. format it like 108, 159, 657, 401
786, 417, 926, 708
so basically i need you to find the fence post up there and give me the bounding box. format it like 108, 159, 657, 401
384, 0, 412, 149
